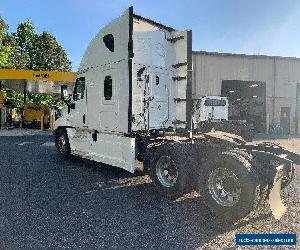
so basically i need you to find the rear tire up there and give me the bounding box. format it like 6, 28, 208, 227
199, 150, 260, 223
240, 127, 254, 142
149, 144, 190, 199
55, 128, 71, 159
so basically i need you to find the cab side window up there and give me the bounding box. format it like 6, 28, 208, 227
104, 76, 112, 100
73, 77, 85, 101
103, 34, 114, 52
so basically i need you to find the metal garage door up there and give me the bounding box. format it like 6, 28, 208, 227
221, 80, 266, 133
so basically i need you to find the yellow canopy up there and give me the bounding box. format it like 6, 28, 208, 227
0, 69, 76, 82
0, 69, 76, 94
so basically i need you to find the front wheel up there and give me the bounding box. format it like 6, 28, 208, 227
199, 150, 261, 223
55, 128, 71, 159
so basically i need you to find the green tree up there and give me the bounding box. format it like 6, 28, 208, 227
0, 18, 72, 109
31, 31, 71, 71
0, 16, 16, 69
3, 86, 24, 109
0, 16, 7, 40
28, 31, 71, 107
13, 20, 37, 69
11, 21, 71, 71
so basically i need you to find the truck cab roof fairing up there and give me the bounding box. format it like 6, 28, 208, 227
133, 14, 175, 32
77, 7, 133, 135
78, 7, 178, 74
79, 8, 132, 73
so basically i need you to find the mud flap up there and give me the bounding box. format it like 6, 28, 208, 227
268, 165, 286, 220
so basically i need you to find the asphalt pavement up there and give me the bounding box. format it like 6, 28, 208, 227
0, 135, 299, 249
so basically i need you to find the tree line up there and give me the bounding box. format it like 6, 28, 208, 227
0, 16, 72, 109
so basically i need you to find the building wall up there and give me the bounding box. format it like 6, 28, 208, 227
192, 52, 300, 133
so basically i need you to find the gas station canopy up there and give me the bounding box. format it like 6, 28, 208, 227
0, 69, 76, 94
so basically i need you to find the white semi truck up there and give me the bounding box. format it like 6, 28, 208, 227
193, 96, 229, 122
193, 96, 254, 141
54, 7, 296, 223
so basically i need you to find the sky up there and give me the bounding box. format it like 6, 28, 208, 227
1, 0, 300, 71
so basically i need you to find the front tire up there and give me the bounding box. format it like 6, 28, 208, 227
199, 150, 261, 223
55, 128, 71, 159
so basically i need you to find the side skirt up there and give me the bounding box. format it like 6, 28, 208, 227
66, 128, 136, 173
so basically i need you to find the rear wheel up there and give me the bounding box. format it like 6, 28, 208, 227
149, 144, 190, 199
199, 150, 261, 223
55, 128, 71, 159
240, 127, 254, 142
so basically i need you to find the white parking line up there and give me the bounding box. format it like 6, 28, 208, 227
41, 142, 55, 147
16, 142, 34, 146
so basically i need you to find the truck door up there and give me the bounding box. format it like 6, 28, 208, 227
133, 31, 172, 130
148, 70, 171, 129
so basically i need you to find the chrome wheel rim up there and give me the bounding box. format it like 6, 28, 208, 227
208, 168, 241, 206
155, 156, 178, 187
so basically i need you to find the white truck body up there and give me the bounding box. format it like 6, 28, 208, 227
54, 7, 192, 172
193, 96, 228, 123
54, 7, 295, 222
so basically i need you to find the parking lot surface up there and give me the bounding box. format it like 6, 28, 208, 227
0, 134, 299, 249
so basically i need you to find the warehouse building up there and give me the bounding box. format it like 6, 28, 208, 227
192, 51, 300, 134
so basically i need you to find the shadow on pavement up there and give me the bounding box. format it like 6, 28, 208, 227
52, 157, 272, 249
0, 135, 275, 249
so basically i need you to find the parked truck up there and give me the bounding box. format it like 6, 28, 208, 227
54, 7, 296, 223
193, 96, 254, 141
